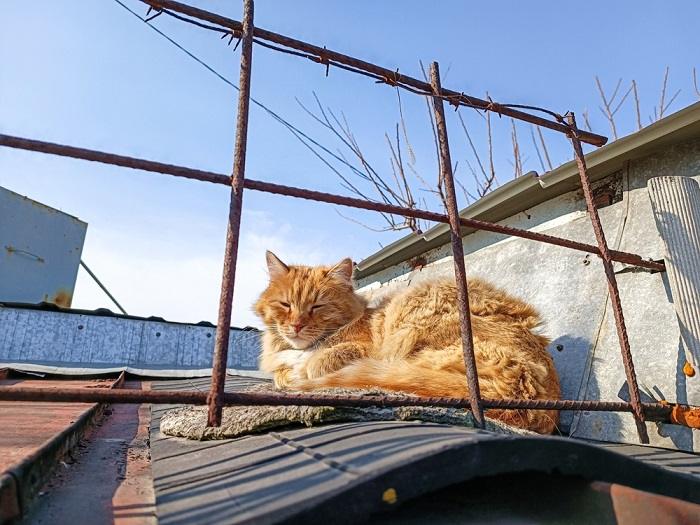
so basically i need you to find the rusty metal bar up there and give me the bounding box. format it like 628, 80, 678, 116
207, 0, 255, 427
0, 134, 664, 273
429, 62, 485, 428
140, 0, 606, 147
1, 386, 698, 425
567, 113, 649, 444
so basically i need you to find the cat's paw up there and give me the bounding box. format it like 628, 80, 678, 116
274, 367, 303, 389
304, 352, 337, 380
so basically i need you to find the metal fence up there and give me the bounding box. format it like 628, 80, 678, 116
2, 0, 696, 444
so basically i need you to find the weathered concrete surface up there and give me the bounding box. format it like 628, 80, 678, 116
160, 387, 533, 441
22, 381, 156, 525
0, 377, 114, 523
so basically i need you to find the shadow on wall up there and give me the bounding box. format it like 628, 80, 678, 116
649, 339, 694, 450
548, 334, 623, 441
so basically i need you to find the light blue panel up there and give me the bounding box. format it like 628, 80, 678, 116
0, 185, 87, 306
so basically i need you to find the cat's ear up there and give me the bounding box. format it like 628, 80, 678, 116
265, 250, 289, 279
327, 257, 354, 284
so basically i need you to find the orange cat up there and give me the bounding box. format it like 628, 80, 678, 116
254, 251, 561, 434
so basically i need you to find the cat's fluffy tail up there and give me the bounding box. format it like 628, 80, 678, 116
298, 358, 468, 399
298, 358, 558, 435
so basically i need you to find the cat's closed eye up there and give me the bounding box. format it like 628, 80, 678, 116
278, 301, 290, 308
311, 304, 324, 312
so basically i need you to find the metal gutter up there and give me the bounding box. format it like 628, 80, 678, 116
355, 101, 700, 279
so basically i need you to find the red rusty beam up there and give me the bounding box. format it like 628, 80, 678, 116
0, 134, 664, 273
568, 113, 649, 444
429, 61, 484, 428
0, 385, 696, 422
140, 0, 607, 147
207, 0, 255, 428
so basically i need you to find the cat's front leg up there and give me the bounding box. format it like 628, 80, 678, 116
304, 343, 368, 380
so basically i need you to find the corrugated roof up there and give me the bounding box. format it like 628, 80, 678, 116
355, 101, 700, 279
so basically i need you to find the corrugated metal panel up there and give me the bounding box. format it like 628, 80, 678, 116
648, 176, 700, 371
0, 305, 264, 377
0, 186, 86, 307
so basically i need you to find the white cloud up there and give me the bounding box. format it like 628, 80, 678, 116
72, 210, 336, 329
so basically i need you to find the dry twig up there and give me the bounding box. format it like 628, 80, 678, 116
652, 67, 681, 122
510, 119, 523, 179
595, 76, 633, 140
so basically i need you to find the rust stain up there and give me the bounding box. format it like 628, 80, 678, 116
408, 255, 427, 271
605, 482, 700, 524
51, 289, 73, 308
669, 404, 700, 429
683, 361, 695, 377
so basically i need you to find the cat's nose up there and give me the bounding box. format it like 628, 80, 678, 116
292, 323, 305, 334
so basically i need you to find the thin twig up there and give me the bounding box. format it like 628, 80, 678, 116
510, 119, 523, 179
655, 66, 681, 121
530, 126, 546, 173
631, 80, 642, 131
536, 125, 553, 171
595, 76, 632, 140
582, 110, 593, 133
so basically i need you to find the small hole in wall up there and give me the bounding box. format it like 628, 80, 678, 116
206, 333, 212, 338
155, 332, 161, 337
77, 324, 84, 330
556, 345, 564, 352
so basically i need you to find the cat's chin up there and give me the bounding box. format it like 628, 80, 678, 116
281, 335, 313, 350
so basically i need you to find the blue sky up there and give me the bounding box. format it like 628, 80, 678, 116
2, 1, 699, 327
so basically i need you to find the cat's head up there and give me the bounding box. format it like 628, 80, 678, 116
254, 251, 365, 350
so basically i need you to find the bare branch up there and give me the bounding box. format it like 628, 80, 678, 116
694, 67, 700, 99
510, 119, 523, 179
536, 125, 553, 171
581, 110, 593, 132
658, 66, 669, 120
530, 126, 546, 172
457, 112, 487, 179
595, 76, 632, 140
632, 80, 642, 131
485, 99, 497, 187
651, 67, 681, 121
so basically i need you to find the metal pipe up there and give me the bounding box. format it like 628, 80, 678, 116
1, 386, 697, 426
429, 62, 484, 428
79, 260, 128, 315
139, 0, 607, 147
0, 134, 664, 273
567, 113, 649, 444
207, 0, 255, 427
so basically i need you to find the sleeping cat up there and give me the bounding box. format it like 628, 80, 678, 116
254, 251, 561, 434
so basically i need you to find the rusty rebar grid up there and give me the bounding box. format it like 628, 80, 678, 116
207, 0, 255, 427
429, 61, 485, 428
0, 134, 664, 274
0, 0, 669, 443
138, 0, 607, 147
567, 113, 650, 444
1, 386, 699, 429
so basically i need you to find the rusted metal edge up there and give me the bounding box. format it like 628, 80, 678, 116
591, 481, 700, 523
568, 113, 649, 444
0, 374, 126, 521
430, 61, 484, 428
139, 0, 607, 147
1, 386, 698, 426
0, 134, 664, 272
208, 0, 255, 427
